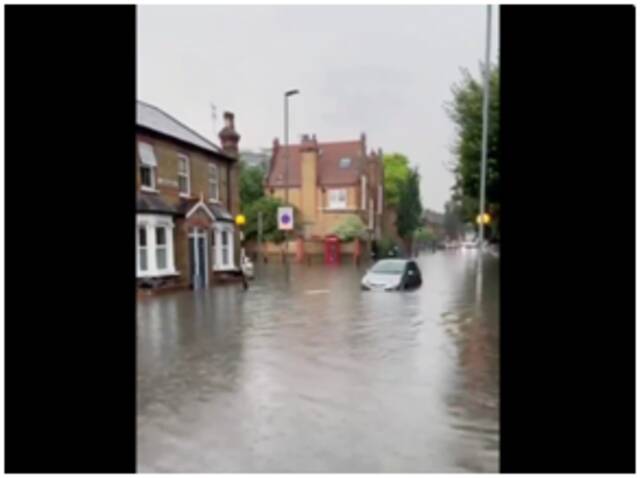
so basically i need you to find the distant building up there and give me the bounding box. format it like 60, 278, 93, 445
240, 149, 271, 170
423, 209, 445, 240
266, 133, 385, 243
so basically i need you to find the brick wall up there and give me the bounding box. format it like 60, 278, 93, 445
174, 218, 190, 287
136, 132, 232, 208
136, 130, 239, 287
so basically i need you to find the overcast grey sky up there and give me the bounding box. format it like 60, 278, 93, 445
138, 5, 499, 211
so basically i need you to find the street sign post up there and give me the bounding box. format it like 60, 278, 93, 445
278, 207, 294, 231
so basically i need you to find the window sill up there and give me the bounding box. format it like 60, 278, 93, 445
137, 270, 180, 278
179, 192, 192, 199
141, 186, 159, 194
208, 198, 221, 204
323, 207, 356, 212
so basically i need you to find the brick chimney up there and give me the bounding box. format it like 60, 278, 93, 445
300, 133, 318, 153
300, 133, 319, 227
218, 111, 241, 157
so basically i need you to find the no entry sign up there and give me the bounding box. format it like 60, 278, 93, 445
277, 207, 294, 231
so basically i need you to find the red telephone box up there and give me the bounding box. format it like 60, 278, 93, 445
324, 235, 341, 265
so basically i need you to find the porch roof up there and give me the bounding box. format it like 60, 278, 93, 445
177, 198, 235, 223
136, 192, 177, 215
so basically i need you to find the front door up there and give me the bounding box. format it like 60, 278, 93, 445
189, 228, 208, 289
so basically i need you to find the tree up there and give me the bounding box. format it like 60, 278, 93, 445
243, 196, 300, 244
446, 64, 500, 237
239, 161, 265, 209
382, 153, 410, 207
413, 227, 435, 251
332, 215, 367, 242
443, 199, 463, 240
396, 168, 423, 254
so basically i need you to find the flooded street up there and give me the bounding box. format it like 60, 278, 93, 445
137, 251, 499, 472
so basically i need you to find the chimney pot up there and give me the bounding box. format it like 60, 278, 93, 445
218, 111, 240, 157
224, 111, 234, 129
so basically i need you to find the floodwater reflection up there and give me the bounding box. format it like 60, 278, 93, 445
137, 251, 499, 472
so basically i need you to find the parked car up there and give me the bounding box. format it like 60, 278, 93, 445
463, 239, 479, 249
361, 259, 422, 291
445, 240, 461, 249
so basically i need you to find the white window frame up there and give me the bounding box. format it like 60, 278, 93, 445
137, 227, 148, 273
328, 188, 348, 210
136, 214, 177, 278
154, 227, 168, 270
208, 163, 220, 203
361, 175, 367, 210
138, 142, 158, 193
212, 223, 235, 271
177, 154, 191, 197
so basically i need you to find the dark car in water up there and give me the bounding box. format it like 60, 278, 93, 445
361, 259, 422, 291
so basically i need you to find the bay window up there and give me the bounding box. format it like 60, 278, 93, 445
138, 227, 148, 272
155, 227, 167, 269
212, 223, 235, 271
136, 214, 176, 277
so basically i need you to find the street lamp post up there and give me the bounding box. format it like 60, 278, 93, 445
284, 89, 299, 279
478, 5, 492, 251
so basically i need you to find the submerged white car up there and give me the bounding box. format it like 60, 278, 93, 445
361, 259, 422, 291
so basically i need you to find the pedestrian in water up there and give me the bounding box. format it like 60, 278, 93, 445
240, 266, 248, 291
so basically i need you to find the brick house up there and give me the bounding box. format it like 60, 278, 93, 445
265, 134, 384, 247
136, 100, 241, 291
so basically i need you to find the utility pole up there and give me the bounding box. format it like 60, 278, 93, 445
257, 211, 263, 266
283, 89, 299, 280
478, 5, 492, 251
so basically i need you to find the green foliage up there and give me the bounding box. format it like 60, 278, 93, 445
414, 227, 435, 243
396, 168, 423, 240
443, 199, 464, 239
377, 236, 399, 258
331, 215, 367, 242
239, 161, 265, 209
243, 196, 300, 244
382, 153, 410, 207
446, 64, 500, 234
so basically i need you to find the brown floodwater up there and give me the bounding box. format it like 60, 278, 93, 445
137, 250, 499, 472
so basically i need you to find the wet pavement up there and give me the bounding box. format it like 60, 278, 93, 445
137, 250, 499, 472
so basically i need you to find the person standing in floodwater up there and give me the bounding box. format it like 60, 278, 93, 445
239, 267, 248, 290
